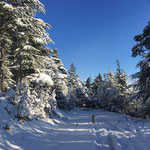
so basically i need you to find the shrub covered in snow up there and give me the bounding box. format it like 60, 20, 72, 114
9, 73, 56, 120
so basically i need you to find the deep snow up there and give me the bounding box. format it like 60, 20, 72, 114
1, 98, 150, 150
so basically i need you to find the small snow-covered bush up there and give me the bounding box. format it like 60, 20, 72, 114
10, 73, 56, 120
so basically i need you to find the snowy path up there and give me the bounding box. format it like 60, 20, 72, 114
1, 108, 150, 150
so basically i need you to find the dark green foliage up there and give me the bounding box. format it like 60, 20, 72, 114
85, 77, 92, 89
92, 73, 103, 95
68, 63, 88, 108
115, 60, 128, 94
132, 22, 150, 103
0, 0, 52, 90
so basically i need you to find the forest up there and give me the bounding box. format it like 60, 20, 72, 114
0, 0, 150, 150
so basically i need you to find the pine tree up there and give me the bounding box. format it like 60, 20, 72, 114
68, 63, 88, 107
51, 49, 69, 109
92, 73, 103, 96
0, 0, 53, 91
96, 70, 126, 113
68, 63, 84, 91
0, 1, 18, 91
115, 60, 128, 94
104, 70, 117, 89
85, 77, 92, 89
11, 0, 52, 82
132, 22, 150, 103
68, 63, 78, 85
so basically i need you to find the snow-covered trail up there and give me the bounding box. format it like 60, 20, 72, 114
1, 108, 150, 150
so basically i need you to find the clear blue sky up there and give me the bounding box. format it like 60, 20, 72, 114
38, 0, 150, 81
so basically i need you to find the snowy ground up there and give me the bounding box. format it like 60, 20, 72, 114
1, 99, 150, 150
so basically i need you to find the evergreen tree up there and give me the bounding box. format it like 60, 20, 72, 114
0, 0, 53, 91
1, 1, 70, 118
115, 60, 128, 94
0, 1, 18, 91
68, 63, 83, 90
12, 0, 52, 82
132, 22, 150, 103
68, 63, 78, 85
85, 77, 92, 89
92, 73, 103, 95
104, 70, 117, 89
68, 63, 88, 107
97, 70, 126, 113
51, 49, 69, 109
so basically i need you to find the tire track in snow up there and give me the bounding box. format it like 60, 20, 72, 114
92, 123, 110, 150
107, 134, 121, 150
90, 114, 138, 150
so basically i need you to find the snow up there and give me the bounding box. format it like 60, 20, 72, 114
58, 73, 67, 79
3, 3, 14, 11
1, 98, 150, 150
33, 37, 44, 44
23, 45, 34, 50
35, 73, 53, 86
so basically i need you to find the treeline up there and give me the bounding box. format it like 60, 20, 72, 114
67, 61, 130, 113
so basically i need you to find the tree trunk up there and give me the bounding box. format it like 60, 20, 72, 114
0, 17, 5, 92
0, 45, 5, 92
19, 60, 22, 82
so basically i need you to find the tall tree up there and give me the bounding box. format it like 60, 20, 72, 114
115, 60, 128, 94
68, 63, 77, 83
11, 0, 52, 82
85, 77, 92, 89
104, 70, 117, 89
0, 0, 53, 91
92, 73, 103, 95
132, 22, 150, 103
0, 1, 18, 91
68, 63, 88, 107
51, 49, 69, 108
68, 63, 82, 89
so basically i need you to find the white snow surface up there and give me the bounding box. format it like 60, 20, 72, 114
3, 3, 14, 11
35, 73, 53, 86
1, 98, 150, 150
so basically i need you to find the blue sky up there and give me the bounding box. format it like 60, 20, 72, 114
39, 0, 150, 81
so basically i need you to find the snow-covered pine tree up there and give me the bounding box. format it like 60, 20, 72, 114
115, 60, 128, 94
92, 73, 103, 96
5, 0, 67, 119
85, 76, 93, 98
10, 0, 52, 82
68, 63, 83, 92
132, 22, 150, 104
104, 70, 117, 89
0, 1, 17, 91
84, 74, 103, 108
97, 70, 125, 113
130, 22, 150, 117
85, 77, 92, 89
68, 63, 78, 87
68, 63, 88, 107
51, 49, 69, 109
0, 0, 52, 90
10, 48, 70, 120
